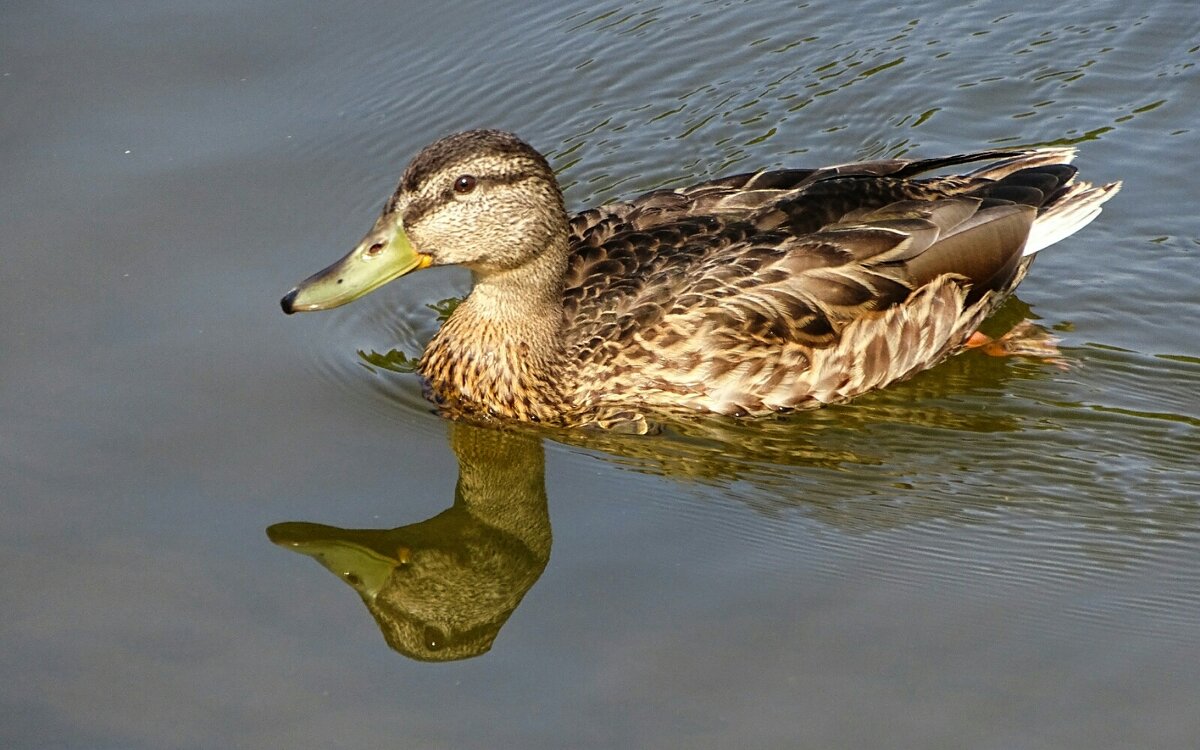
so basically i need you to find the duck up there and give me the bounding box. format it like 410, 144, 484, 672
281, 129, 1119, 430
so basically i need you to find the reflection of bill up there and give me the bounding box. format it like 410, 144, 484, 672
268, 423, 550, 662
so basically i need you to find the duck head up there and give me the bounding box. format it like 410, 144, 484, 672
281, 129, 567, 314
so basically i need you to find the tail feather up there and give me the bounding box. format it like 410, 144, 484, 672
965, 147, 1078, 179
1024, 179, 1122, 256
963, 146, 1120, 257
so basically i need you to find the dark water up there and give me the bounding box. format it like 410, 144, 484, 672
3, 1, 1199, 748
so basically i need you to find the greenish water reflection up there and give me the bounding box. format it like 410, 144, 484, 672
269, 310, 1200, 663
270, 299, 1055, 663
269, 423, 550, 662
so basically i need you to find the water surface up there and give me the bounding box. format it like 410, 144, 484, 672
3, 1, 1199, 748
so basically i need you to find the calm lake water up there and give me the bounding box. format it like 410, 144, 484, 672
3, 1, 1199, 747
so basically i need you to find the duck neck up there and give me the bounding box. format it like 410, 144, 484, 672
450, 423, 551, 559
467, 236, 568, 323
421, 237, 570, 422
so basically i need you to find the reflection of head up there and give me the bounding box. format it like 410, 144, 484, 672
368, 502, 547, 661
269, 423, 550, 661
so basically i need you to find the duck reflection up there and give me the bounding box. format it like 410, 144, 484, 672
267, 423, 550, 662
267, 302, 1074, 661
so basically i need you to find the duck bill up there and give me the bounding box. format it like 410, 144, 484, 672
267, 522, 400, 601
280, 220, 431, 314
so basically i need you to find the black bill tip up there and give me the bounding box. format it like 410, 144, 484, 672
280, 288, 299, 315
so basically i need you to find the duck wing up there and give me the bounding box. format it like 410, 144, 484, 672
561, 148, 1113, 415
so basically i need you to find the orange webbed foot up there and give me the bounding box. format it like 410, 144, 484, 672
966, 320, 1067, 370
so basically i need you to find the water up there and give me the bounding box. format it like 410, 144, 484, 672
3, 1, 1199, 747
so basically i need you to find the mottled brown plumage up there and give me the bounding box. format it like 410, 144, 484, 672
284, 129, 1120, 430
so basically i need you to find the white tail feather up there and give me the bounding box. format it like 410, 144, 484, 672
1024, 180, 1122, 256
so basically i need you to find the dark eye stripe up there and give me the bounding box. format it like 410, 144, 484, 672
403, 195, 438, 226
401, 172, 540, 225
480, 171, 535, 186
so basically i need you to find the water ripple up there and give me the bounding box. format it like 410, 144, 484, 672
278, 0, 1200, 651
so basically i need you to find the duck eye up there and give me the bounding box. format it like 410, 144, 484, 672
453, 175, 477, 194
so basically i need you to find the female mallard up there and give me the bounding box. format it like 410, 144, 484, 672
282, 129, 1119, 429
